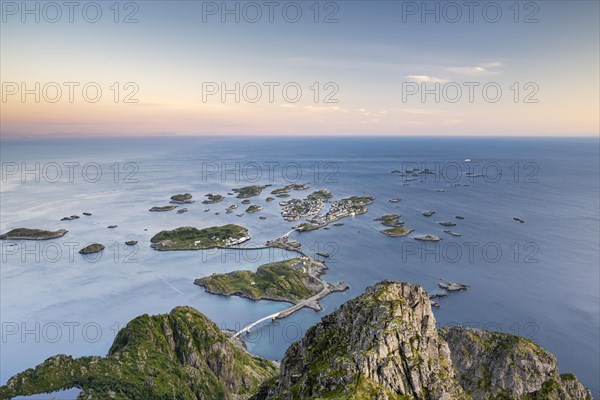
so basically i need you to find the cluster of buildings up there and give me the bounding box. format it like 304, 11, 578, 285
280, 198, 324, 221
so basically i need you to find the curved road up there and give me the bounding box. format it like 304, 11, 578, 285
231, 282, 330, 340
231, 229, 331, 340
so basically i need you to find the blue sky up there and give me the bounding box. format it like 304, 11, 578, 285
1, 0, 598, 137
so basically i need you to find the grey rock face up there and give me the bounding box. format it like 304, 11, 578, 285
441, 327, 592, 400
258, 281, 467, 399
255, 281, 592, 400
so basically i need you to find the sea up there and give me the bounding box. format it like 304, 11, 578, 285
1, 136, 598, 399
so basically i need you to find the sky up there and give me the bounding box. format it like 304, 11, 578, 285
1, 0, 599, 138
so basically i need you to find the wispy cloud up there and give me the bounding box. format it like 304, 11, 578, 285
444, 62, 503, 76
405, 75, 449, 84
302, 105, 349, 114
357, 108, 388, 116
400, 108, 454, 116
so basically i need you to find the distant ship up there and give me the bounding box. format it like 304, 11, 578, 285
464, 159, 471, 163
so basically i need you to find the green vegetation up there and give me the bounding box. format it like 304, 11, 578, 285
375, 214, 404, 227
202, 193, 224, 204
381, 227, 414, 237
195, 258, 322, 303
295, 222, 322, 232
307, 189, 333, 200
149, 206, 177, 212
0, 307, 277, 400
150, 224, 249, 250
0, 228, 68, 240
271, 184, 309, 195
79, 243, 105, 254
254, 281, 456, 400
233, 185, 266, 198
270, 187, 291, 195
345, 196, 374, 205
414, 235, 442, 242
246, 205, 262, 213
170, 193, 193, 203
265, 197, 275, 202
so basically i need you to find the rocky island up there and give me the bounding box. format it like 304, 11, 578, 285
149, 205, 177, 212
195, 258, 324, 305
415, 234, 442, 242
233, 185, 267, 198
439, 221, 457, 227
170, 193, 194, 204
79, 243, 105, 254
375, 214, 404, 227
246, 205, 262, 213
150, 224, 250, 250
444, 230, 462, 237
0, 228, 68, 240
270, 183, 309, 195
0, 281, 591, 400
202, 193, 224, 204
381, 227, 414, 237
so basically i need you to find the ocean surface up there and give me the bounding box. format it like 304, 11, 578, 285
1, 136, 599, 398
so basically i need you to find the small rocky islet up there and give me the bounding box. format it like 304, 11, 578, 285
246, 205, 262, 213
170, 193, 194, 204
233, 185, 267, 198
201, 193, 223, 204
381, 227, 414, 237
444, 230, 462, 237
149, 205, 177, 212
0, 228, 68, 240
79, 243, 104, 254
60, 215, 80, 221
439, 221, 457, 227
375, 214, 404, 227
415, 234, 442, 242
270, 183, 309, 195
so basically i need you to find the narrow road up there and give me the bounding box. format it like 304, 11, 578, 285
231, 282, 330, 340
231, 230, 332, 340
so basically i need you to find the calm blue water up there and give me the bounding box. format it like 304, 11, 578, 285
1, 136, 598, 398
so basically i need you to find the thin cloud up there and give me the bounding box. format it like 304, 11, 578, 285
302, 105, 349, 114
444, 62, 503, 76
406, 75, 449, 84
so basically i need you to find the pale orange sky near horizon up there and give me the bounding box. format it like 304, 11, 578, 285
1, 1, 598, 138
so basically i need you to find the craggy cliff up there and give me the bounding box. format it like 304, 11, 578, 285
254, 281, 592, 400
1, 282, 592, 400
